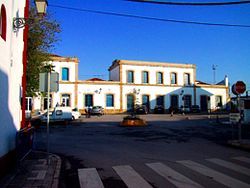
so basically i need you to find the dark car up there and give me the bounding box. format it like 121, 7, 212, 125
135, 105, 148, 114
154, 105, 165, 114
90, 106, 104, 116
191, 105, 201, 113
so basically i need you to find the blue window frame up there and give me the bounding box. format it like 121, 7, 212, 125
142, 95, 150, 109
157, 72, 163, 84
106, 94, 114, 107
127, 71, 134, 83
62, 67, 69, 81
142, 71, 149, 83
85, 94, 93, 107
171, 72, 177, 84
184, 73, 190, 85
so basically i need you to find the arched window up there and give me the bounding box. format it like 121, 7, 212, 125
0, 4, 7, 41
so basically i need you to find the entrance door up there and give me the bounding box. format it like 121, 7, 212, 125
200, 95, 208, 111
142, 95, 150, 111
170, 95, 179, 108
127, 94, 135, 112
62, 94, 70, 106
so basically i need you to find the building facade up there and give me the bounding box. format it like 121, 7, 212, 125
33, 57, 229, 114
0, 0, 27, 177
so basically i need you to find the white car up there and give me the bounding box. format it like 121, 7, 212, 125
72, 108, 81, 120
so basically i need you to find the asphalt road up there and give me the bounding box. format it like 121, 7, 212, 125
34, 114, 250, 188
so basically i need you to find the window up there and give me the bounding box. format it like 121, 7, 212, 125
127, 71, 134, 83
215, 96, 222, 107
142, 71, 149, 84
85, 94, 93, 107
62, 67, 69, 81
184, 73, 190, 85
170, 72, 177, 84
156, 95, 164, 106
106, 94, 114, 107
156, 72, 163, 84
183, 95, 192, 108
0, 4, 7, 41
56, 110, 63, 116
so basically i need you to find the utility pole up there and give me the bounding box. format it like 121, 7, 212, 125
212, 64, 218, 84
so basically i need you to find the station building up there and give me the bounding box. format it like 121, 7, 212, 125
32, 55, 230, 114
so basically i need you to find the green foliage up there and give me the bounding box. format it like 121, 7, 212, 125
26, 5, 60, 97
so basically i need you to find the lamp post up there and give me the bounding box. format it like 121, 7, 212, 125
15, 0, 47, 129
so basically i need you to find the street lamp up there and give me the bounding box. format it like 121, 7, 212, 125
13, 0, 48, 29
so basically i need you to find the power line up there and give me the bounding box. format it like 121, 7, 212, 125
126, 0, 250, 6
49, 4, 250, 28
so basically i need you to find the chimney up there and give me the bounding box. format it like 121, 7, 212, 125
224, 75, 229, 87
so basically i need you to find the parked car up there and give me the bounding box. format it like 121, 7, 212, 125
72, 108, 81, 120
179, 105, 191, 113
154, 105, 165, 114
40, 107, 73, 123
191, 105, 201, 113
135, 105, 148, 114
90, 106, 104, 116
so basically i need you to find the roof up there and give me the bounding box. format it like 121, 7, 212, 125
109, 59, 196, 71
86, 78, 106, 81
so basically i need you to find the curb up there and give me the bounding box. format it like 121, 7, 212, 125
33, 150, 62, 188
51, 154, 62, 188
227, 140, 250, 151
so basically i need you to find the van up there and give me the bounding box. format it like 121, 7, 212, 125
41, 107, 73, 123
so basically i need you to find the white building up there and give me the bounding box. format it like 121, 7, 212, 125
0, 0, 27, 176
33, 56, 229, 114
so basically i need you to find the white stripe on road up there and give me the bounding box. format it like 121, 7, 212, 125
113, 165, 153, 188
233, 156, 250, 164
178, 160, 250, 188
146, 162, 204, 188
206, 158, 250, 176
78, 168, 104, 188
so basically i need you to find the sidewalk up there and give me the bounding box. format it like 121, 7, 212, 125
0, 150, 61, 188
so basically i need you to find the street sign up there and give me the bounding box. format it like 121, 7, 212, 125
232, 81, 246, 95
39, 72, 59, 92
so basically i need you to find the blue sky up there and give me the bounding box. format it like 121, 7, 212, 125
47, 0, 250, 90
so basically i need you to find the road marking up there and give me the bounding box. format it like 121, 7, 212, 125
233, 156, 250, 164
78, 168, 104, 188
207, 158, 250, 176
146, 162, 204, 188
178, 160, 250, 188
113, 165, 153, 188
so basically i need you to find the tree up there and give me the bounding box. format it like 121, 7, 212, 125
26, 4, 60, 97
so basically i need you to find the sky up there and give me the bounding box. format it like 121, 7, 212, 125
47, 0, 250, 90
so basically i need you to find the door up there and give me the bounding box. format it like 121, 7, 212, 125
200, 95, 208, 111
142, 95, 150, 111
127, 94, 135, 112
170, 95, 179, 108
62, 94, 70, 106
85, 94, 93, 107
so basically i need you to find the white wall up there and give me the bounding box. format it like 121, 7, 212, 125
78, 83, 120, 110
196, 87, 228, 110
121, 64, 195, 85
50, 60, 77, 82
109, 65, 119, 81
0, 0, 25, 158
